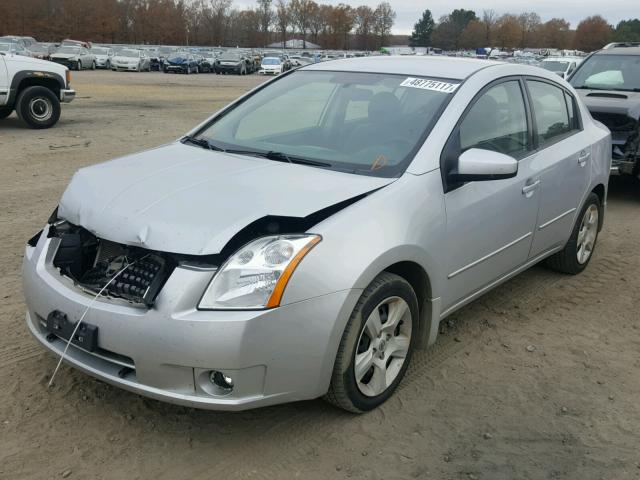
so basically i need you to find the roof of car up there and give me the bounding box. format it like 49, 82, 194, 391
302, 56, 502, 80
596, 47, 640, 55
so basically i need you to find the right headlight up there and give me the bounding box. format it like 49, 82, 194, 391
198, 234, 321, 310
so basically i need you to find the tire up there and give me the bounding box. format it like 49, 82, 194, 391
0, 107, 13, 119
325, 272, 419, 413
545, 192, 602, 274
76, 60, 82, 71
91, 61, 96, 70
106, 60, 111, 70
15, 86, 61, 129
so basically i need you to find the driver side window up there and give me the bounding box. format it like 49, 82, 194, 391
459, 80, 530, 158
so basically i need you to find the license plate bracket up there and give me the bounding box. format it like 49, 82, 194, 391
46, 310, 99, 352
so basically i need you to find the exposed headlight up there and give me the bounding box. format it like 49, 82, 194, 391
199, 234, 321, 310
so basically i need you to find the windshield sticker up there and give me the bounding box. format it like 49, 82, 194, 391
400, 78, 460, 93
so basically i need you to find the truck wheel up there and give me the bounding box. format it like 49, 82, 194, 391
15, 86, 61, 129
0, 107, 12, 119
325, 272, 418, 413
545, 192, 601, 274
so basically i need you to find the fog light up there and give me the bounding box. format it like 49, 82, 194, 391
210, 370, 234, 393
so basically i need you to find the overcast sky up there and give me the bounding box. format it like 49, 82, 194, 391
235, 0, 637, 35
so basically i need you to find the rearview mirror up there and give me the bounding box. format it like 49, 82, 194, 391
449, 148, 518, 182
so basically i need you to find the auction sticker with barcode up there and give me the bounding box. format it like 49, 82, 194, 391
400, 78, 460, 93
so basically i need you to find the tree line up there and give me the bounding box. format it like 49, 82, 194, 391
410, 9, 640, 52
0, 0, 396, 50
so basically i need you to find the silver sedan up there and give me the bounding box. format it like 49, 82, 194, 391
23, 57, 610, 412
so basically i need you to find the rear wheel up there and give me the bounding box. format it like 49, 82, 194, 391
545, 192, 601, 274
15, 86, 61, 129
325, 272, 418, 413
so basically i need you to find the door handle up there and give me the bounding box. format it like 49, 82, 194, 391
522, 179, 541, 197
578, 150, 590, 166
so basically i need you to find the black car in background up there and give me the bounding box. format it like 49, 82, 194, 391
216, 51, 251, 75
570, 42, 640, 180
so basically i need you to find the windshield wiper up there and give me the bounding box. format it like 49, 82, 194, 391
225, 149, 332, 168
182, 136, 225, 151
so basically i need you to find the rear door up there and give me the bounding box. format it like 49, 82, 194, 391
441, 78, 541, 311
525, 79, 590, 258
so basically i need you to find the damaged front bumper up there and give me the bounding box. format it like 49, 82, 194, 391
23, 226, 359, 410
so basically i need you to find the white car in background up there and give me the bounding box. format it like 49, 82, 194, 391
111, 49, 150, 72
259, 57, 283, 75
540, 57, 583, 79
91, 46, 113, 69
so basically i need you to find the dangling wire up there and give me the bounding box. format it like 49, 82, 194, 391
48, 254, 150, 388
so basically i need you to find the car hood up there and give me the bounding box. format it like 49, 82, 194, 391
50, 53, 79, 59
113, 56, 137, 62
58, 142, 394, 255
576, 89, 640, 120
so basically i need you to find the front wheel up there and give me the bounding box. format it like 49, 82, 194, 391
325, 272, 418, 413
15, 86, 61, 129
545, 192, 602, 274
76, 60, 82, 71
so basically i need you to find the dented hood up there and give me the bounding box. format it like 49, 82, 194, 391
58, 142, 394, 255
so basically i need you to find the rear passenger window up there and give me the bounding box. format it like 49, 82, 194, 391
527, 80, 575, 147
459, 80, 530, 158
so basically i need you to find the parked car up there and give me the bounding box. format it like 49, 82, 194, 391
0, 42, 30, 56
90, 46, 113, 69
0, 48, 75, 128
259, 56, 284, 75
111, 48, 150, 72
163, 53, 199, 74
569, 43, 640, 179
540, 57, 582, 79
216, 51, 249, 75
23, 57, 609, 412
50, 46, 96, 70
199, 53, 218, 73
0, 35, 31, 49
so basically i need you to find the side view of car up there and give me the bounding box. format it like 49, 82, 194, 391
50, 46, 96, 70
22, 57, 610, 413
0, 49, 75, 128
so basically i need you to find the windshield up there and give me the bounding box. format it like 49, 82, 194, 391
570, 54, 640, 91
541, 61, 569, 72
120, 49, 140, 58
220, 53, 241, 61
92, 47, 108, 54
0, 44, 12, 52
57, 46, 80, 54
195, 71, 455, 177
262, 58, 281, 65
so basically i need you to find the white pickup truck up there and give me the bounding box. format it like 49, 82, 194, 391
0, 51, 75, 128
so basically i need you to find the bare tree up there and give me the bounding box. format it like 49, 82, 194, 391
275, 0, 290, 47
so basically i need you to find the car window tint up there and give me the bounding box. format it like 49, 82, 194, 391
460, 80, 529, 158
527, 80, 572, 146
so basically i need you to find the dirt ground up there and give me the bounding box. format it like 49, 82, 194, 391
1, 71, 639, 480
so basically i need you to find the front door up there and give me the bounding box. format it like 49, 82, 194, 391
442, 79, 541, 311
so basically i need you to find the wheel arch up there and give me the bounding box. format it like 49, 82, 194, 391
9, 71, 64, 106
591, 183, 606, 230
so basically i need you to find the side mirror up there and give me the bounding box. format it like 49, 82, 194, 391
448, 148, 518, 182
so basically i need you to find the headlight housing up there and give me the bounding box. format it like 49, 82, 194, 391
199, 234, 321, 310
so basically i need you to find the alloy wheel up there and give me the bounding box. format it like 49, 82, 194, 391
577, 204, 598, 264
355, 296, 412, 397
